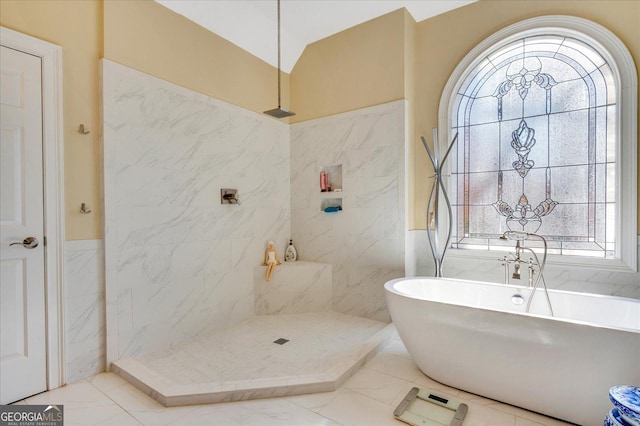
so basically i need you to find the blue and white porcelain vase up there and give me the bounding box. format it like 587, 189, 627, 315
608, 386, 640, 426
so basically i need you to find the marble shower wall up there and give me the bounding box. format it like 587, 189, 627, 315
290, 101, 407, 322
408, 231, 640, 299
102, 60, 290, 361
65, 240, 105, 383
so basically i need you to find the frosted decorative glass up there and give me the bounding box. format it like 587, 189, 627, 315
476, 70, 508, 98
469, 96, 498, 125
537, 204, 588, 236
524, 36, 564, 52
499, 90, 525, 122
468, 206, 502, 234
595, 163, 606, 202
551, 79, 590, 112
606, 106, 616, 162
606, 163, 616, 202
561, 38, 606, 71
452, 96, 463, 129
595, 106, 607, 163
552, 165, 589, 203
508, 115, 548, 167
522, 86, 548, 117
548, 110, 589, 166
590, 67, 610, 108
468, 172, 500, 205
468, 123, 499, 172
595, 204, 606, 245
538, 58, 581, 83
553, 51, 591, 78
600, 64, 616, 105
519, 167, 547, 204
460, 59, 495, 97
451, 33, 616, 257
455, 101, 467, 133
487, 43, 523, 69
499, 170, 524, 207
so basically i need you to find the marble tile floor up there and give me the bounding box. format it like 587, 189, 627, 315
112, 312, 393, 406
15, 327, 574, 426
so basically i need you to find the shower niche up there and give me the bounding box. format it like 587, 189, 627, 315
320, 164, 342, 192
320, 164, 342, 212
320, 197, 342, 212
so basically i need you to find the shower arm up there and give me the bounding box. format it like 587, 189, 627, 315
276, 0, 282, 108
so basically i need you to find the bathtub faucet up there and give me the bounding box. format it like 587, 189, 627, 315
500, 239, 525, 284
500, 232, 542, 287
499, 231, 554, 316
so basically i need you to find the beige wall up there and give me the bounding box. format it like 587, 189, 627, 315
1, 0, 103, 240
103, 0, 290, 118
403, 11, 417, 229
289, 9, 407, 123
413, 0, 640, 229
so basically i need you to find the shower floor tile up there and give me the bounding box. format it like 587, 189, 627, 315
112, 312, 392, 406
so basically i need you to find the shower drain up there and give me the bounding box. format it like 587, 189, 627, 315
273, 338, 289, 345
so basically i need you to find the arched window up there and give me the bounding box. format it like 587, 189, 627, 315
438, 16, 637, 270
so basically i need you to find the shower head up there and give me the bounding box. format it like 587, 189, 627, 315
263, 0, 295, 119
263, 107, 296, 118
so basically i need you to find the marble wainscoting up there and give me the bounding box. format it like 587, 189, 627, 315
102, 60, 291, 363
65, 240, 105, 383
290, 101, 407, 322
407, 230, 640, 298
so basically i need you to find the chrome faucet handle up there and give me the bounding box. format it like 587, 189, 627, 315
222, 193, 241, 205
500, 256, 511, 285
528, 259, 535, 287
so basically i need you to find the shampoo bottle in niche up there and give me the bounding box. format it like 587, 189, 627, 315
320, 171, 328, 192
284, 239, 298, 262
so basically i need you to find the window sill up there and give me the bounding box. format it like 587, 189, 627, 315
445, 245, 638, 274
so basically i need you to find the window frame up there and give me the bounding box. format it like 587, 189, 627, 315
437, 15, 637, 272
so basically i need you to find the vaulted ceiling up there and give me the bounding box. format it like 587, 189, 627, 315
156, 0, 476, 73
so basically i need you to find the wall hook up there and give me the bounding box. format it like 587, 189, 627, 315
78, 124, 90, 135
80, 203, 92, 214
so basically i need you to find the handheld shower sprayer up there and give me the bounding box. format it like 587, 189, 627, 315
500, 230, 533, 241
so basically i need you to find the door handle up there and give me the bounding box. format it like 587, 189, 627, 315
9, 237, 39, 249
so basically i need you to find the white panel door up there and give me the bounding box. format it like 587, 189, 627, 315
0, 45, 47, 404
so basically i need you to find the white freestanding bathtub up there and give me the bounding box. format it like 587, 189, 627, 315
384, 277, 640, 426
